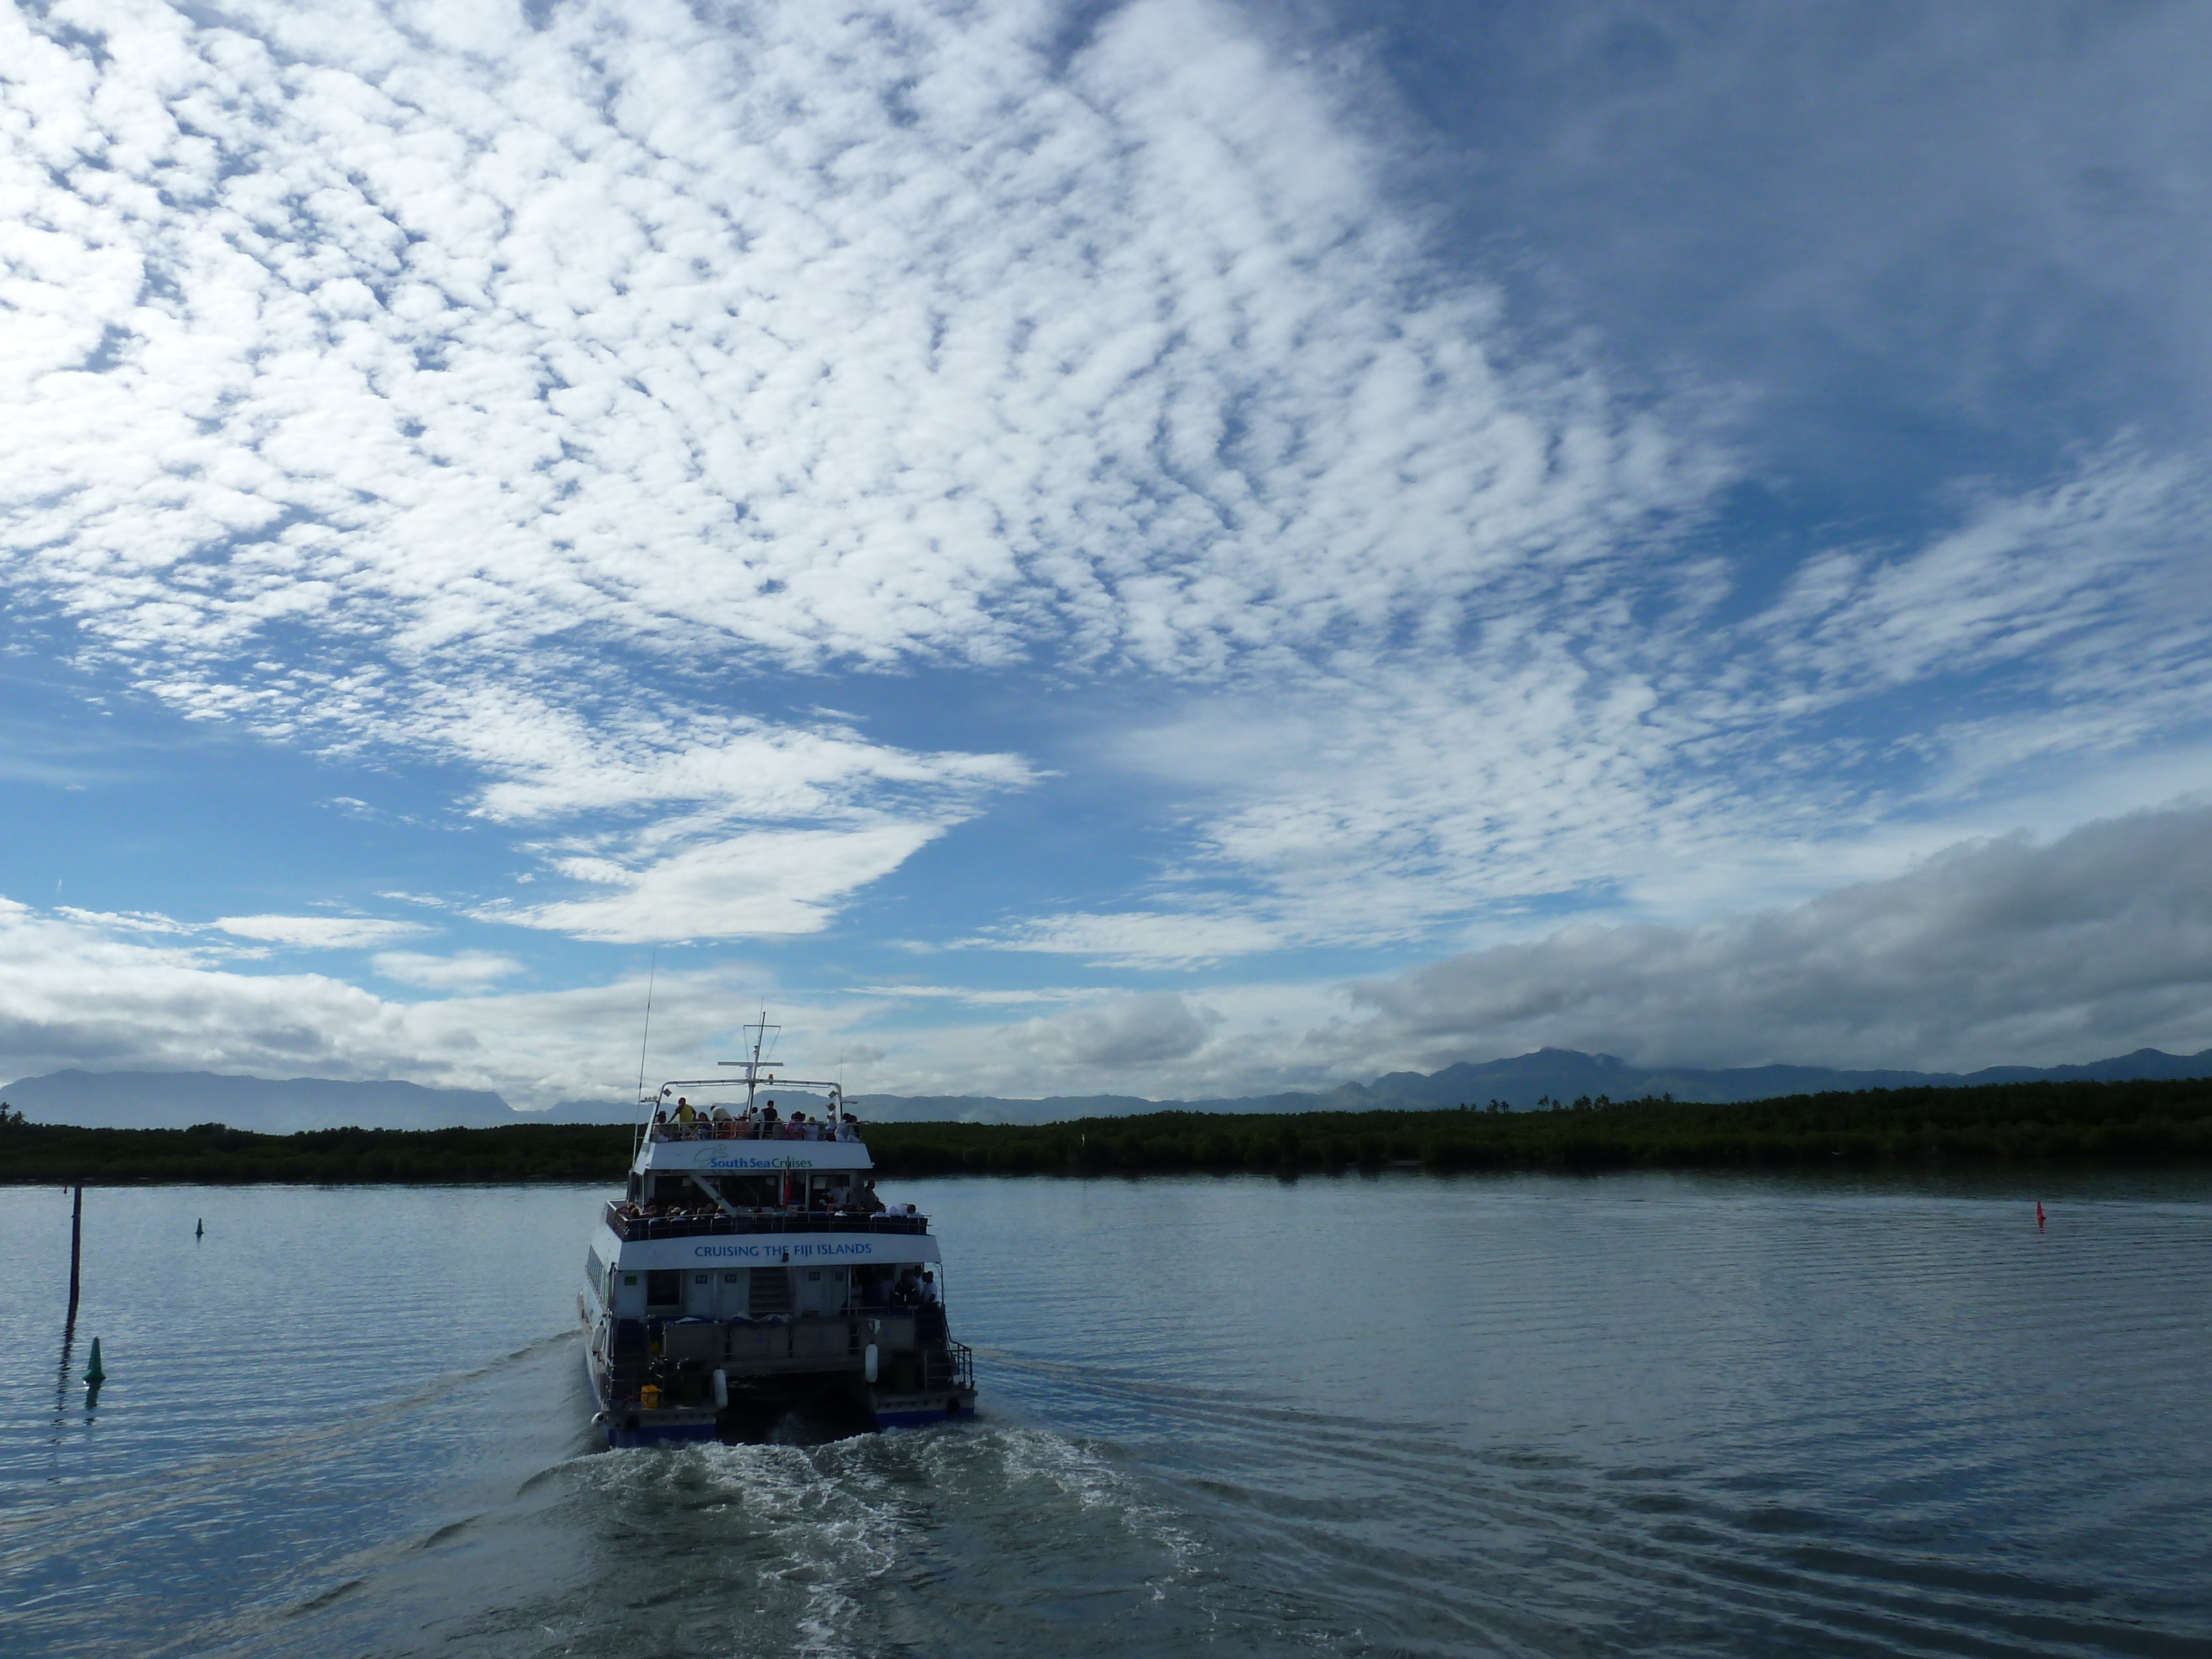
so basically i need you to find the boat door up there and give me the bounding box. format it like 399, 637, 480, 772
685, 1268, 717, 1318
794, 1266, 847, 1317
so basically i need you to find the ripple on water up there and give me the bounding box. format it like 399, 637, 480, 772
2, 1174, 2208, 1659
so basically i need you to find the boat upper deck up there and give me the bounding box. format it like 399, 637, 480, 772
633, 1045, 873, 1173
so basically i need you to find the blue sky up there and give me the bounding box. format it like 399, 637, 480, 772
4, 0, 2211, 1105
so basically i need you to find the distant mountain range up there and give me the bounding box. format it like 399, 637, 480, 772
7, 1045, 2210, 1133
849, 1045, 2212, 1124
0, 1071, 618, 1133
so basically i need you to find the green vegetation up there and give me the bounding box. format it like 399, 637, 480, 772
2, 1076, 2209, 1185
0, 1119, 634, 1185
867, 1077, 2212, 1174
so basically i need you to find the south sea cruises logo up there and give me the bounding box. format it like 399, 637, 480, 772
705, 1154, 817, 1171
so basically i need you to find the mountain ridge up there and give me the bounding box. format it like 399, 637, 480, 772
11, 1046, 2211, 1131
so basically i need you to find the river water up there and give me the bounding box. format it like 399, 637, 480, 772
2, 1171, 2209, 1657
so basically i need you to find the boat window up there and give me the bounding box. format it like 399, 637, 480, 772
646, 1270, 681, 1307
723, 1174, 774, 1208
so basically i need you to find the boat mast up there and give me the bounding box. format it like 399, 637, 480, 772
737, 1010, 777, 1110
631, 950, 658, 1164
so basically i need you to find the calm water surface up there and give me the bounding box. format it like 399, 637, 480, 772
2, 1171, 2209, 1657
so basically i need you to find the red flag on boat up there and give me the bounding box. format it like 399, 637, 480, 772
2036, 1201, 2046, 1230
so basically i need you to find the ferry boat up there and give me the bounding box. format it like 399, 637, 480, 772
580, 1020, 977, 1447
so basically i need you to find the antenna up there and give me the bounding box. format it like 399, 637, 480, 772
635, 949, 659, 1104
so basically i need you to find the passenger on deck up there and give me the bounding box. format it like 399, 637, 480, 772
919, 1271, 940, 1306
674, 1097, 695, 1126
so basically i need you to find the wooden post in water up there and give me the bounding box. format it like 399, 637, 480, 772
67, 1185, 83, 1319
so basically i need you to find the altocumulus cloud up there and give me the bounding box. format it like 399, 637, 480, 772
0, 0, 1707, 947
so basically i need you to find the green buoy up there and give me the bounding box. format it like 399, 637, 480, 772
83, 1337, 106, 1388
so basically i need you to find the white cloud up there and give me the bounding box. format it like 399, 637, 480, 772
55, 906, 196, 935
7, 802, 2212, 1104
855, 984, 1090, 1008
1011, 992, 1221, 1072
459, 702, 1028, 830
1755, 451, 2212, 717
1347, 801, 2212, 1074
964, 909, 1285, 968
215, 915, 428, 948
484, 823, 943, 943
371, 950, 523, 990
0, 897, 755, 1104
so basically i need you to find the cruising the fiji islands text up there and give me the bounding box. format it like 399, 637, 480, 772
580, 1016, 977, 1446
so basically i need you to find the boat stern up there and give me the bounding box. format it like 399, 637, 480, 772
868, 1385, 978, 1430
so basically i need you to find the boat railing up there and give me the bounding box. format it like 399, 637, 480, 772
650, 1120, 864, 1144
924, 1339, 975, 1391
602, 1203, 929, 1241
